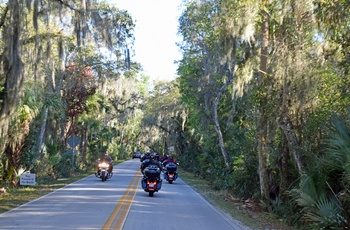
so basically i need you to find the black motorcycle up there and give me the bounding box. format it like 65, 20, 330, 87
95, 160, 113, 182
163, 162, 178, 184
141, 165, 162, 197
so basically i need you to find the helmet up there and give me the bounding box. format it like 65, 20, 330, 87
145, 152, 150, 157
169, 154, 173, 159
150, 153, 155, 159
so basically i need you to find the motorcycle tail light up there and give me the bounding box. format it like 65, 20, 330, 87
147, 181, 157, 185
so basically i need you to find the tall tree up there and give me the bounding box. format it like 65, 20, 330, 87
257, 6, 270, 207
0, 0, 24, 156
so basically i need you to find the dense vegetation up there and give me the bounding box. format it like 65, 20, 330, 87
0, 0, 349, 229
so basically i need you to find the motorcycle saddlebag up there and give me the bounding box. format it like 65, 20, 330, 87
141, 179, 147, 189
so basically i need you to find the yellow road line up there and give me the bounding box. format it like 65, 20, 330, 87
113, 174, 140, 229
102, 171, 141, 230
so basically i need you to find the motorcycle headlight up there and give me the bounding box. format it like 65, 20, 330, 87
99, 162, 108, 168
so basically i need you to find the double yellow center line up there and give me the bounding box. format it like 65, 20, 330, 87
102, 171, 142, 230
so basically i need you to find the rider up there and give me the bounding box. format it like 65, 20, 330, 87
154, 152, 160, 161
160, 153, 168, 163
140, 152, 151, 162
162, 154, 178, 181
101, 151, 113, 174
163, 154, 177, 167
160, 154, 168, 172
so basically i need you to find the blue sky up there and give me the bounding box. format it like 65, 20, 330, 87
115, 0, 183, 81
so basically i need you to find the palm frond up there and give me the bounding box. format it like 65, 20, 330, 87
303, 196, 343, 229
325, 114, 350, 185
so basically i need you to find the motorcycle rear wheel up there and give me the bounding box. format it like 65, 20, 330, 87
149, 191, 154, 197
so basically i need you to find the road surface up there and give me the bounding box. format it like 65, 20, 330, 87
0, 160, 249, 230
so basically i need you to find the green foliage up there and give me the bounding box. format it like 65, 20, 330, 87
178, 146, 201, 172
52, 152, 75, 178
288, 111, 350, 229
290, 176, 346, 229
271, 197, 303, 227
115, 145, 129, 161
229, 153, 259, 198
324, 113, 350, 187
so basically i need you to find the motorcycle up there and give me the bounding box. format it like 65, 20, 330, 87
95, 160, 113, 182
163, 162, 178, 184
141, 165, 162, 197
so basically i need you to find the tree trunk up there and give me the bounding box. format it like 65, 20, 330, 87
279, 112, 306, 176
213, 77, 234, 169
36, 107, 48, 156
119, 126, 125, 148
257, 11, 270, 209
212, 36, 237, 169
80, 125, 88, 166
278, 132, 290, 200
213, 108, 229, 168
36, 71, 64, 157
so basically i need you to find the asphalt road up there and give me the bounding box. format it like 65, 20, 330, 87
0, 160, 249, 230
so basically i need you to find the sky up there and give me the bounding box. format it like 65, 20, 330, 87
114, 0, 183, 82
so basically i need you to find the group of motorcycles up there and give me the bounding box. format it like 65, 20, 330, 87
93, 153, 179, 198
140, 154, 179, 197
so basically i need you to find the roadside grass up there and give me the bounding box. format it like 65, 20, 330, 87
178, 168, 295, 230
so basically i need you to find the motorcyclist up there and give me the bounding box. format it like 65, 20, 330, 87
140, 152, 151, 162
154, 152, 160, 161
160, 154, 168, 166
101, 151, 113, 174
160, 154, 168, 162
163, 154, 177, 167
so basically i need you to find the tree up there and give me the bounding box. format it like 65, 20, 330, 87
257, 6, 270, 208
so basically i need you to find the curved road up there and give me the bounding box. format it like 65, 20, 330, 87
0, 160, 249, 230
